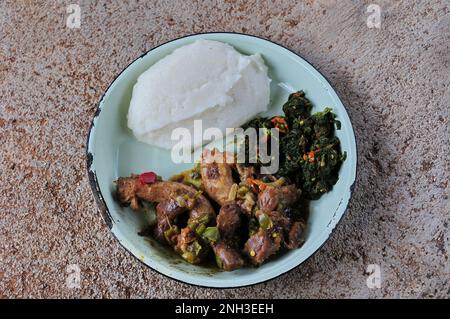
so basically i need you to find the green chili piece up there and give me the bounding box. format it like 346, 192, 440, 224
258, 213, 273, 230
202, 227, 220, 243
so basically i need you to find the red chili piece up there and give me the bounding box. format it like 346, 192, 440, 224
138, 172, 157, 184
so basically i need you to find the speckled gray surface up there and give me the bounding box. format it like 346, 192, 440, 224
0, 0, 449, 298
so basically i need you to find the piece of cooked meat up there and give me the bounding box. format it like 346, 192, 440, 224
174, 227, 196, 251
254, 210, 305, 250
216, 202, 242, 240
257, 187, 278, 212
153, 199, 186, 243
174, 227, 207, 264
116, 178, 215, 222
212, 242, 244, 271
266, 210, 291, 231
200, 148, 235, 206
278, 185, 300, 207
235, 188, 256, 216
236, 163, 255, 182
244, 228, 281, 265
116, 174, 141, 209
257, 184, 299, 213
285, 221, 305, 250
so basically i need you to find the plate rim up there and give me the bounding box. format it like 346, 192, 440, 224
86, 31, 359, 289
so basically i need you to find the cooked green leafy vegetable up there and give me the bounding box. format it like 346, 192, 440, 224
242, 91, 346, 199
282, 91, 313, 121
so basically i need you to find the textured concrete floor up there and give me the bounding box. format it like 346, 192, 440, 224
0, 0, 449, 298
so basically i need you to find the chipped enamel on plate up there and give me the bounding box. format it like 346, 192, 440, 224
86, 33, 357, 288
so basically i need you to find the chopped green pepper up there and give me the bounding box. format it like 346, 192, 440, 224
258, 213, 273, 230
201, 226, 220, 243
163, 225, 179, 246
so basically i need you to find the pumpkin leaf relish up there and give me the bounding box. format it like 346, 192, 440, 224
242, 91, 346, 200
